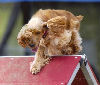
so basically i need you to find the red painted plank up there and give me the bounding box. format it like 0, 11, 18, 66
0, 56, 81, 85
88, 62, 100, 85
72, 68, 88, 85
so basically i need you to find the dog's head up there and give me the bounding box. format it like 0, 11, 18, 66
17, 17, 48, 51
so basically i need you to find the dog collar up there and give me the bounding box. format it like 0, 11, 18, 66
42, 30, 48, 38
32, 47, 38, 52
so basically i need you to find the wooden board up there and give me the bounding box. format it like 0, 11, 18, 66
0, 56, 81, 85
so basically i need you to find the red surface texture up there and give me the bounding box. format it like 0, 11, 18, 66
72, 68, 88, 85
0, 56, 81, 85
88, 62, 100, 85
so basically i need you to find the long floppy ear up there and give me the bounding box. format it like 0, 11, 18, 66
70, 15, 83, 31
46, 16, 67, 33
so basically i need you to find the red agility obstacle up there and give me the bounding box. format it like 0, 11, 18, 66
0, 55, 99, 85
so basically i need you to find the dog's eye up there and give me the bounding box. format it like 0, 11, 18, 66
35, 32, 41, 35
28, 39, 30, 42
27, 38, 30, 42
22, 40, 26, 44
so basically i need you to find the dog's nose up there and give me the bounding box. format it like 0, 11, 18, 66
29, 44, 35, 47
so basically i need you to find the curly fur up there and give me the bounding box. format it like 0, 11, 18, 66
17, 9, 83, 74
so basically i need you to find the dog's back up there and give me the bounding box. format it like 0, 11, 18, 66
33, 9, 75, 22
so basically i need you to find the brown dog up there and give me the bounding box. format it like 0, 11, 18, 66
17, 9, 83, 74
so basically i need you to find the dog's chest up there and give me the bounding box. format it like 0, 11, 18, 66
51, 31, 72, 46
46, 38, 66, 56
46, 31, 72, 56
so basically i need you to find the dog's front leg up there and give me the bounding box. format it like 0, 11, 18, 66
30, 45, 50, 74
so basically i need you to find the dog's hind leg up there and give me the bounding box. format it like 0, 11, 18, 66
30, 45, 51, 74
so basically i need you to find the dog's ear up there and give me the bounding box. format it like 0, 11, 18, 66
46, 16, 67, 33
70, 15, 83, 31
17, 35, 27, 48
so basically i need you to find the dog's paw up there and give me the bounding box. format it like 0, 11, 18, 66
44, 57, 51, 64
30, 62, 41, 74
30, 57, 51, 74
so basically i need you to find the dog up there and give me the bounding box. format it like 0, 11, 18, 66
17, 9, 83, 74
